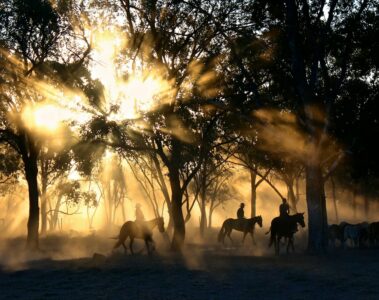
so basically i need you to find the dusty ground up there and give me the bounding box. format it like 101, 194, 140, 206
0, 231, 378, 300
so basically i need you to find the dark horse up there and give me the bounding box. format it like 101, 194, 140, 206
113, 217, 165, 255
267, 213, 305, 255
218, 216, 263, 245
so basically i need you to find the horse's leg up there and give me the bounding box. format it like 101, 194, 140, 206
344, 237, 347, 248
242, 231, 248, 244
149, 236, 156, 252
286, 237, 294, 253
227, 229, 234, 245
275, 237, 279, 255
145, 239, 151, 255
249, 232, 256, 246
129, 237, 135, 255
122, 240, 128, 254
276, 237, 281, 255
147, 236, 156, 255
274, 236, 278, 255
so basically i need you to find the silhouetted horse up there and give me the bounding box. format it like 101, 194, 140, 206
343, 222, 369, 248
113, 217, 165, 255
328, 224, 343, 248
267, 213, 305, 255
369, 221, 379, 246
217, 216, 263, 245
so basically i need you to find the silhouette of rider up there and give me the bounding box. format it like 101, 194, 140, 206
279, 198, 290, 218
279, 198, 297, 233
237, 203, 246, 229
237, 203, 245, 219
135, 203, 145, 222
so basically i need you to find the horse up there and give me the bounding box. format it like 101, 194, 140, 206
328, 224, 343, 248
267, 213, 305, 255
343, 222, 369, 248
217, 216, 263, 245
369, 221, 379, 246
113, 217, 165, 255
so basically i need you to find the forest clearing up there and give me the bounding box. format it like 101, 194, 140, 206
0, 0, 378, 299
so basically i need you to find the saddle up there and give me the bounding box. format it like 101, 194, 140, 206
236, 218, 247, 231
278, 215, 297, 233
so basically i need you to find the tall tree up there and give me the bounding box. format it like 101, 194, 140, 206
0, 0, 89, 248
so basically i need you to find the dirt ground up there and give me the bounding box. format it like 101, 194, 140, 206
0, 231, 378, 300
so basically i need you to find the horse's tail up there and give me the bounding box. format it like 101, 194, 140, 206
218, 222, 226, 243
113, 239, 122, 249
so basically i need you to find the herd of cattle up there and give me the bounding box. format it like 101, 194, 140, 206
328, 221, 379, 248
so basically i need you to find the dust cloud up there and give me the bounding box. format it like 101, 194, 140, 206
1, 158, 379, 271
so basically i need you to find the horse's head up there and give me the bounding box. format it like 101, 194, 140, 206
296, 213, 306, 228
157, 217, 165, 233
256, 215, 263, 228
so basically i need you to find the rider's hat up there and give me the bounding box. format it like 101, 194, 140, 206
240, 203, 245, 207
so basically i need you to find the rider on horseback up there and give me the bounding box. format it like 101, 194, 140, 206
237, 203, 245, 219
279, 198, 297, 233
279, 198, 290, 218
237, 203, 245, 229
135, 203, 145, 221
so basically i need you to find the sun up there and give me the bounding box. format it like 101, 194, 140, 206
108, 75, 173, 121
21, 104, 65, 133
89, 28, 175, 121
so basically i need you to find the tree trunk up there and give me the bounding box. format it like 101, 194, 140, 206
152, 154, 173, 226
286, 177, 298, 213
250, 169, 257, 218
40, 159, 48, 235
51, 195, 62, 231
208, 205, 213, 229
330, 177, 339, 223
169, 168, 185, 251
40, 188, 47, 235
295, 176, 300, 203
199, 162, 207, 237
24, 157, 40, 250
199, 193, 207, 237
306, 161, 328, 253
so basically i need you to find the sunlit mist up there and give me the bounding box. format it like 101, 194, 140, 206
22, 104, 67, 132
90, 28, 176, 121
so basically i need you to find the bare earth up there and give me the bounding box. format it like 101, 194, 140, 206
0, 232, 378, 300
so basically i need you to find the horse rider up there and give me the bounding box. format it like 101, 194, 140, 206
237, 203, 245, 219
135, 203, 145, 222
279, 198, 290, 218
237, 203, 245, 228
279, 198, 297, 233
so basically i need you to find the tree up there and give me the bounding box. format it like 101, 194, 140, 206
205, 163, 236, 229
279, 0, 376, 252
0, 0, 90, 248
0, 0, 63, 248
38, 142, 74, 234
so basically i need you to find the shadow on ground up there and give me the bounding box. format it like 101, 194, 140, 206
0, 232, 378, 299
